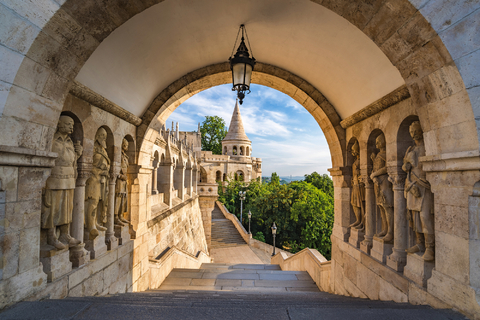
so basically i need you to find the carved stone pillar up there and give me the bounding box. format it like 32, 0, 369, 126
360, 177, 375, 254
70, 163, 91, 268
193, 167, 198, 194
159, 163, 174, 207
106, 166, 118, 250
185, 166, 193, 196
175, 162, 185, 201
152, 164, 159, 194
328, 167, 351, 242
387, 172, 407, 272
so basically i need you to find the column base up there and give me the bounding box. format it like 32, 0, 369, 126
40, 246, 72, 282
84, 230, 108, 259
404, 252, 434, 287
360, 237, 373, 255
371, 237, 394, 264
106, 232, 118, 251
386, 248, 407, 272
114, 224, 131, 245
348, 228, 365, 248
69, 243, 91, 268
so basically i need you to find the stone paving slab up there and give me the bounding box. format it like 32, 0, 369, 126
254, 280, 317, 288
202, 272, 260, 280
0, 291, 466, 320
258, 273, 298, 280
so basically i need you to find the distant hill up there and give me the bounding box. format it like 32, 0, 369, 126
262, 175, 304, 184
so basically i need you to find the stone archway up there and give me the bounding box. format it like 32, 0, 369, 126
0, 0, 480, 317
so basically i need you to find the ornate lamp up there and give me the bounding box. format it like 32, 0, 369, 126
229, 24, 256, 105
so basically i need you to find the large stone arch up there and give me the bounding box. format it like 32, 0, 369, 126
0, 0, 477, 157
0, 0, 480, 316
136, 62, 346, 169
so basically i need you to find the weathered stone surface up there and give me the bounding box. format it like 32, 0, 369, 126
420, 0, 480, 33
403, 252, 434, 287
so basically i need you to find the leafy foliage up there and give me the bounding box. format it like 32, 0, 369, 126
218, 172, 335, 259
200, 116, 227, 155
304, 171, 334, 198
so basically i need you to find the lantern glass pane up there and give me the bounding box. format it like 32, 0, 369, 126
233, 63, 246, 87
244, 64, 253, 87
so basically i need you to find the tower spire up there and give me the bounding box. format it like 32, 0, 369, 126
223, 100, 250, 142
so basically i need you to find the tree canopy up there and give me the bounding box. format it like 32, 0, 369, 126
218, 172, 334, 259
200, 116, 227, 155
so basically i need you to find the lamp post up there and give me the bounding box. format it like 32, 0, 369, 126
229, 24, 256, 105
248, 210, 252, 234
239, 191, 246, 224
271, 222, 277, 256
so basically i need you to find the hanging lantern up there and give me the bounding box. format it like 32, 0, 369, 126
229, 24, 256, 105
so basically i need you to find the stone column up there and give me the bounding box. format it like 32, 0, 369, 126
193, 167, 198, 194
360, 177, 375, 254
387, 172, 407, 272
328, 167, 352, 242
152, 164, 158, 194
106, 165, 118, 250
175, 163, 185, 201
198, 182, 218, 252
185, 166, 193, 196
70, 163, 91, 268
159, 163, 173, 207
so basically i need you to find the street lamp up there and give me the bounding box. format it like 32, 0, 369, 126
248, 210, 252, 234
271, 222, 277, 256
239, 191, 246, 223
229, 24, 256, 105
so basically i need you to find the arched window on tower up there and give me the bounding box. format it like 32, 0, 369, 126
233, 146, 237, 155
235, 170, 244, 181
240, 146, 244, 155
216, 170, 221, 182
223, 173, 227, 181
246, 146, 250, 156
224, 146, 227, 155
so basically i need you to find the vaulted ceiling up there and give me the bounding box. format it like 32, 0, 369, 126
76, 0, 404, 119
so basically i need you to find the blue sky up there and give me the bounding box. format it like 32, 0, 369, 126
166, 84, 332, 177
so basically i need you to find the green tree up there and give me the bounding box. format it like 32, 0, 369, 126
200, 116, 227, 155
304, 172, 334, 198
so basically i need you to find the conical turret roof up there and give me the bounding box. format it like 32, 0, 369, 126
223, 100, 250, 142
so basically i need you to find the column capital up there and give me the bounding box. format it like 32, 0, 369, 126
388, 173, 406, 189
76, 162, 92, 187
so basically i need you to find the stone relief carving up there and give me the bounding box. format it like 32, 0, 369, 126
402, 121, 434, 261
41, 116, 82, 249
85, 128, 110, 239
114, 138, 130, 226
370, 133, 394, 243
349, 140, 365, 231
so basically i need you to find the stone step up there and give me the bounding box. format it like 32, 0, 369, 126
157, 263, 319, 293
2, 290, 465, 320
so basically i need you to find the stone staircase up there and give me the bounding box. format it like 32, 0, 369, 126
156, 263, 320, 292
211, 205, 246, 248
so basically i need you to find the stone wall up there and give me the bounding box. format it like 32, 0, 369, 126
330, 95, 480, 319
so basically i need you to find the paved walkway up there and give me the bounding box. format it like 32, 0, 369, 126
210, 244, 265, 264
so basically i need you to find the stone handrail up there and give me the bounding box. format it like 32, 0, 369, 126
149, 246, 211, 289
271, 248, 332, 293
215, 201, 292, 257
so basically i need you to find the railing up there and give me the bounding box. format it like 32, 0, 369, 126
271, 248, 332, 293
149, 246, 211, 289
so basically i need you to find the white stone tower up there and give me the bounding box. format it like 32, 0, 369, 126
222, 100, 252, 159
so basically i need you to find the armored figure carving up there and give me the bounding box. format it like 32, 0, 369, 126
349, 141, 365, 230
42, 116, 82, 249
85, 128, 110, 239
370, 134, 394, 242
114, 138, 130, 226
402, 121, 434, 261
